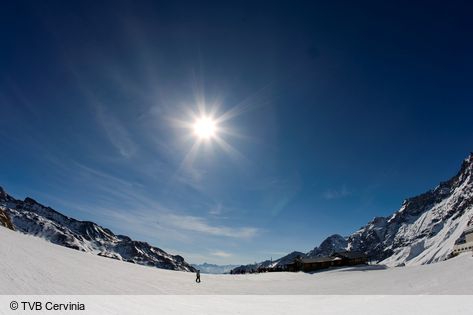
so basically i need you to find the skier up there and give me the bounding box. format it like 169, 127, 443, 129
195, 270, 201, 283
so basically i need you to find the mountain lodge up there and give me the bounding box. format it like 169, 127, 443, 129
286, 251, 369, 272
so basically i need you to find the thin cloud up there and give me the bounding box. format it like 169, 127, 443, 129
210, 250, 232, 258
323, 185, 351, 200
208, 203, 224, 216
160, 213, 258, 239
96, 106, 137, 158
42, 159, 260, 242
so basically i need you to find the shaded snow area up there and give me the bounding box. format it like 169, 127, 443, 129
1, 227, 473, 295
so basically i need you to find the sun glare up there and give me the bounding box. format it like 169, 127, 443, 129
172, 101, 246, 166
193, 117, 217, 139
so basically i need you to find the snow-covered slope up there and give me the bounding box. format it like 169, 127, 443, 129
0, 186, 195, 272
1, 226, 472, 294
233, 153, 473, 272
348, 153, 473, 266
316, 154, 473, 266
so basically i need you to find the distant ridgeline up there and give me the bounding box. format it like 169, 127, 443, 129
0, 186, 195, 272
192, 263, 239, 274
232, 153, 473, 273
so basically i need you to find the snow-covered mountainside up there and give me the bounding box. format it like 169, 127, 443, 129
1, 225, 472, 294
307, 234, 348, 257
192, 263, 239, 274
348, 153, 473, 266
0, 186, 195, 272
233, 153, 473, 272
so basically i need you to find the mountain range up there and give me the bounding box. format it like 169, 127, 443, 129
0, 187, 195, 272
2, 153, 473, 274
191, 263, 239, 274
232, 153, 473, 273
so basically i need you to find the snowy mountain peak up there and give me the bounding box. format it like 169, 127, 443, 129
232, 153, 473, 273
0, 187, 196, 272
347, 153, 473, 266
0, 186, 8, 200
458, 152, 473, 179
464, 152, 473, 165
307, 234, 348, 257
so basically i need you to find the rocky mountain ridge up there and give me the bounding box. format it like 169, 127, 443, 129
0, 186, 195, 272
232, 153, 473, 272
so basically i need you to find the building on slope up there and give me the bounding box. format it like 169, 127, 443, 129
230, 153, 473, 273
452, 226, 473, 256
286, 251, 368, 272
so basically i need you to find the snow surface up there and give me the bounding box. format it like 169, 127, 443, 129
0, 191, 194, 272
1, 226, 473, 295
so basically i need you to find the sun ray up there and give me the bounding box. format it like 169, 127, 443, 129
213, 135, 249, 166
214, 84, 274, 124
170, 86, 265, 175
180, 138, 202, 170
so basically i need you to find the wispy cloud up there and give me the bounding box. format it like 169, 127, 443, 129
95, 106, 137, 158
208, 202, 224, 216
323, 185, 351, 200
210, 250, 232, 258
158, 213, 259, 239
39, 158, 260, 242
175, 249, 245, 265
250, 175, 301, 216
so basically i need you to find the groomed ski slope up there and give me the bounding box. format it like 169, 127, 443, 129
1, 227, 472, 295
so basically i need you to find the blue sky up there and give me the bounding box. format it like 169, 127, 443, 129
1, 1, 473, 264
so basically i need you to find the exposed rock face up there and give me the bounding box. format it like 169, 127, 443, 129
347, 153, 473, 266
232, 153, 473, 272
0, 187, 15, 230
307, 234, 348, 257
0, 208, 14, 230
0, 186, 195, 272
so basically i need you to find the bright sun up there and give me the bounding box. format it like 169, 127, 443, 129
193, 117, 217, 139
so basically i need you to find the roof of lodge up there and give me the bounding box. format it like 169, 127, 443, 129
285, 251, 369, 266
331, 251, 368, 260
300, 256, 342, 264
